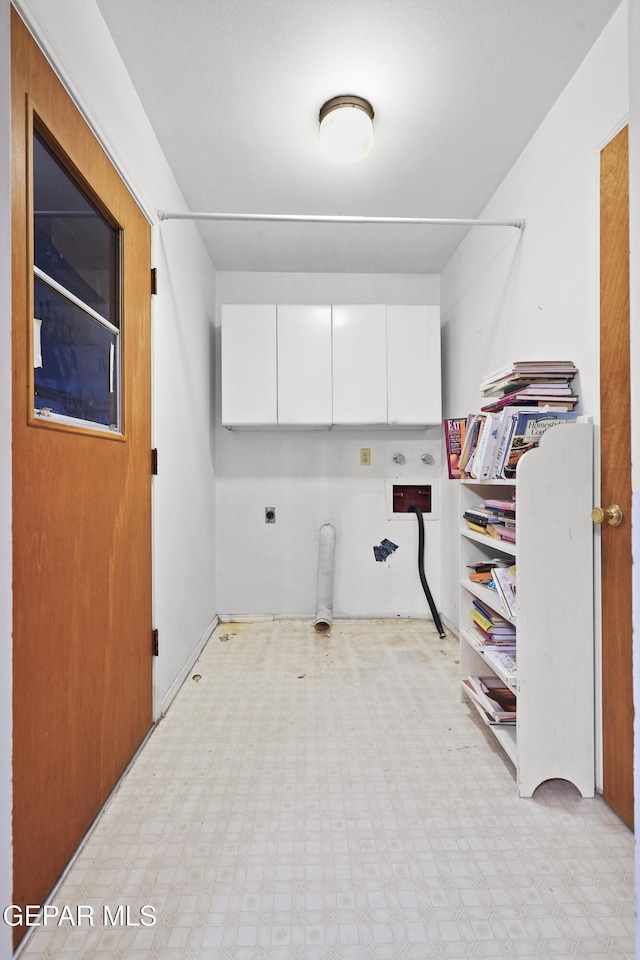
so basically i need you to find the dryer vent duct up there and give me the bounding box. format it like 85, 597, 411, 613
314, 523, 336, 632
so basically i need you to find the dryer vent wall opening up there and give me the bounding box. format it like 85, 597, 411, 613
314, 523, 336, 632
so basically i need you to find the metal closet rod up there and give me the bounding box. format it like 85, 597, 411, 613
156, 209, 527, 229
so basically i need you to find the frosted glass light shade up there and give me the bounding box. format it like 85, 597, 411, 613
318, 95, 374, 164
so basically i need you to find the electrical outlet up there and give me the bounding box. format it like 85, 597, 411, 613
360, 448, 372, 466
265, 507, 276, 523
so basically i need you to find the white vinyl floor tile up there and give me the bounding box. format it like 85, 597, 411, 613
19, 619, 635, 959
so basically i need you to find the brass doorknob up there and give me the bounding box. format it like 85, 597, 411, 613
592, 504, 624, 527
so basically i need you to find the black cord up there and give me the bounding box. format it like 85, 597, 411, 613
409, 504, 446, 638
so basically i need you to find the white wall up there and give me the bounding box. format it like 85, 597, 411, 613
12, 0, 218, 712
0, 4, 215, 947
152, 224, 217, 713
439, 2, 628, 793
215, 272, 445, 621
0, 2, 12, 956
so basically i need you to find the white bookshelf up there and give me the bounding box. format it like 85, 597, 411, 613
459, 421, 594, 798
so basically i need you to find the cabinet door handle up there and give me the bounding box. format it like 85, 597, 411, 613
591, 504, 624, 527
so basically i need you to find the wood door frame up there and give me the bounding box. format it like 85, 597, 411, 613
11, 8, 153, 937
599, 124, 633, 829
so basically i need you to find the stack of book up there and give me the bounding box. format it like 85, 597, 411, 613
470, 598, 516, 645
462, 621, 517, 684
463, 565, 517, 684
463, 498, 516, 544
459, 406, 579, 480
484, 497, 516, 543
466, 559, 509, 584
461, 675, 517, 723
463, 506, 499, 535
480, 360, 579, 406
455, 361, 581, 481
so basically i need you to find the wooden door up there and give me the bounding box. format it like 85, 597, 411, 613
599, 125, 633, 829
11, 8, 153, 935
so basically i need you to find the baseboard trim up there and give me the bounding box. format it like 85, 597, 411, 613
158, 614, 219, 719
438, 612, 459, 638
218, 614, 275, 623
218, 613, 451, 625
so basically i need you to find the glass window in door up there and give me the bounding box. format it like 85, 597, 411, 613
32, 128, 121, 431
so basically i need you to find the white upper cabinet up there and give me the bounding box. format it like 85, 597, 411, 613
387, 305, 441, 425
221, 302, 442, 428
277, 305, 332, 425
221, 304, 277, 425
332, 304, 387, 425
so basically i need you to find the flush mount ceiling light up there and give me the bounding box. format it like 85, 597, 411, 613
318, 95, 374, 164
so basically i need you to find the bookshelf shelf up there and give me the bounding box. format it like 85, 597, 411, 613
460, 478, 515, 487
458, 421, 595, 798
461, 627, 517, 692
460, 527, 517, 557
459, 580, 515, 625
492, 725, 518, 766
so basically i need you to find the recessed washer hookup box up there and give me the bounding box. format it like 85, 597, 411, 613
385, 481, 439, 520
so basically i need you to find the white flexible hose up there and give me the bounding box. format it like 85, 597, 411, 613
314, 523, 336, 632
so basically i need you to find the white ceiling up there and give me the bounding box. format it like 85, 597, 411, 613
95, 0, 621, 274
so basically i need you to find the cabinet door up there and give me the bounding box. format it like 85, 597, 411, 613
387, 305, 441, 425
221, 304, 277, 425
277, 305, 332, 425
332, 304, 387, 424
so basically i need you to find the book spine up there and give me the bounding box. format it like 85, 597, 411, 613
468, 415, 488, 478
492, 411, 518, 479
471, 608, 493, 633
465, 520, 486, 534
475, 413, 502, 479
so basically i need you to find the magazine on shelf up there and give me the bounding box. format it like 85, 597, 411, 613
481, 393, 578, 413
492, 566, 517, 619
462, 675, 517, 722
484, 406, 535, 479
469, 412, 503, 479
464, 413, 489, 477
483, 649, 517, 681
458, 414, 483, 474
502, 410, 578, 479
444, 417, 467, 479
